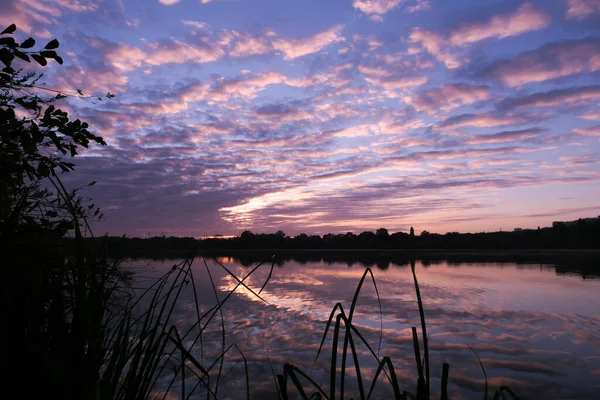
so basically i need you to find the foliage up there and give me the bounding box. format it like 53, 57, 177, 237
0, 23, 113, 239
0, 23, 109, 181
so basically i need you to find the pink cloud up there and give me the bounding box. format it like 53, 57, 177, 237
449, 2, 550, 46
409, 28, 462, 69
123, 102, 189, 115
55, 65, 128, 94
573, 125, 600, 136
54, 0, 98, 12
177, 72, 312, 104
106, 43, 147, 72
406, 83, 491, 114
466, 128, 542, 145
182, 20, 210, 30
365, 75, 428, 89
579, 109, 600, 120
272, 25, 345, 60
314, 101, 367, 119
378, 118, 424, 135
0, 0, 96, 38
226, 31, 273, 57
158, 0, 180, 5
359, 62, 428, 89
564, 0, 600, 20
439, 113, 530, 129
353, 0, 405, 20
409, 3, 549, 69
331, 124, 377, 138
485, 38, 600, 87
407, 0, 430, 13
501, 86, 600, 109
145, 37, 225, 65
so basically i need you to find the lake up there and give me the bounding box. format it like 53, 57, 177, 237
136, 253, 600, 399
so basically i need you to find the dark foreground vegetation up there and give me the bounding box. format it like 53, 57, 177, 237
2, 24, 525, 399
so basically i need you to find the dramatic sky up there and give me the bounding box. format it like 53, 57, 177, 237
3, 0, 600, 237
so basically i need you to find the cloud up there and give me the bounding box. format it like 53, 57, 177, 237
448, 2, 550, 46
573, 125, 600, 136
439, 112, 531, 129
579, 109, 600, 120
358, 58, 429, 89
123, 102, 189, 115
407, 83, 491, 113
176, 71, 315, 104
0, 0, 97, 38
145, 37, 225, 65
499, 86, 600, 110
182, 20, 210, 30
158, 0, 180, 5
364, 75, 428, 89
106, 42, 147, 72
353, 0, 405, 20
482, 37, 600, 87
407, 0, 430, 13
409, 28, 462, 69
272, 25, 345, 60
55, 65, 129, 94
466, 128, 543, 145
564, 0, 600, 20
226, 31, 273, 58
409, 3, 549, 69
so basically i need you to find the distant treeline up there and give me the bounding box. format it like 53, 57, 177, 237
78, 217, 600, 258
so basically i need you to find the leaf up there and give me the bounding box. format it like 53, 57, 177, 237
31, 54, 47, 66
13, 51, 30, 62
44, 39, 59, 49
54, 55, 63, 65
40, 50, 57, 58
20, 37, 35, 48
37, 163, 50, 177
0, 37, 16, 46
1, 24, 16, 35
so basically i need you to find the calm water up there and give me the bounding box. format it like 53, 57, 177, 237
138, 255, 600, 399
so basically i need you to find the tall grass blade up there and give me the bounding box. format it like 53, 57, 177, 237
202, 256, 226, 398
411, 260, 430, 397
440, 362, 449, 400
258, 254, 277, 294
466, 343, 488, 400
285, 364, 310, 400
330, 313, 343, 400
411, 326, 426, 398
366, 357, 404, 400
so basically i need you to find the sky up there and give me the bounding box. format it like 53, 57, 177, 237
2, 0, 600, 237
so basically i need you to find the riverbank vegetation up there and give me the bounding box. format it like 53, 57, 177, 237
76, 219, 600, 261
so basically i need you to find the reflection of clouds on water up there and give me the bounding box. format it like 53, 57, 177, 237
142, 258, 600, 399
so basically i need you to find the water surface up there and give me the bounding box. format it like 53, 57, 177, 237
139, 255, 600, 399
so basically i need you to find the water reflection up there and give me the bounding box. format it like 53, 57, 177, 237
142, 257, 600, 399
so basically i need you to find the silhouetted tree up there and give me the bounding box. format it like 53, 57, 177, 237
376, 227, 389, 237
410, 227, 415, 237
240, 230, 254, 239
